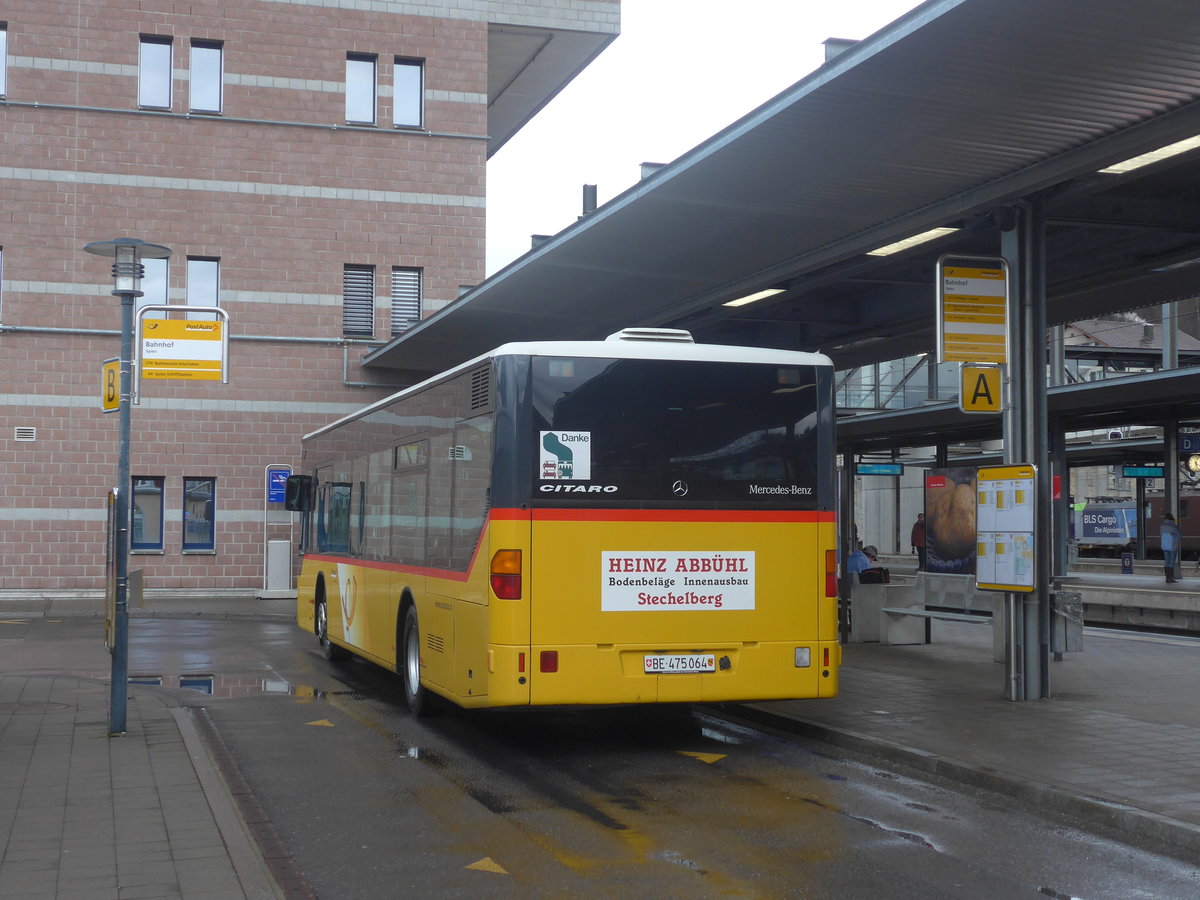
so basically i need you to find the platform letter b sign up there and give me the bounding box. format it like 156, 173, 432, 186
101, 358, 120, 412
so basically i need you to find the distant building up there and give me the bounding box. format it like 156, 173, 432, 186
0, 0, 618, 595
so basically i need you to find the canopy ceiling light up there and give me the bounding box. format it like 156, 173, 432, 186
1098, 134, 1200, 174
723, 287, 786, 308
865, 226, 960, 257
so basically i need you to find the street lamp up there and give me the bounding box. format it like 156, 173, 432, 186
84, 237, 172, 735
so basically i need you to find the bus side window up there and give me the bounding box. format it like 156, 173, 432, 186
391, 473, 427, 565
315, 482, 328, 551
320, 482, 351, 554
426, 429, 454, 569
390, 438, 428, 566
450, 416, 492, 568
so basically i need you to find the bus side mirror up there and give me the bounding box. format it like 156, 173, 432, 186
284, 475, 314, 512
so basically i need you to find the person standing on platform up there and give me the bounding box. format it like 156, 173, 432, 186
1161, 512, 1183, 583
910, 512, 927, 571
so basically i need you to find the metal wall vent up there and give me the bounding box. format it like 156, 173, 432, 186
469, 365, 491, 411
14, 427, 36, 442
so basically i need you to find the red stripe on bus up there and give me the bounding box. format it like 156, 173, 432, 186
305, 554, 472, 582
511, 508, 835, 523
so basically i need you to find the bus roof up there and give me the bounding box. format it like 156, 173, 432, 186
492, 337, 832, 368
303, 336, 833, 441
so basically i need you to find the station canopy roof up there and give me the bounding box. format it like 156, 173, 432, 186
368, 0, 1200, 439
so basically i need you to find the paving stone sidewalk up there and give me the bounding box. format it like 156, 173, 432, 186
0, 673, 280, 899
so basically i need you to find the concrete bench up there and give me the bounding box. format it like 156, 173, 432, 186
849, 581, 916, 642
880, 606, 991, 645
879, 573, 1001, 653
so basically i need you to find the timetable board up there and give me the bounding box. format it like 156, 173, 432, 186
976, 464, 1036, 592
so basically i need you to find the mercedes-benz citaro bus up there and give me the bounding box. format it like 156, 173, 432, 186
285, 327, 840, 714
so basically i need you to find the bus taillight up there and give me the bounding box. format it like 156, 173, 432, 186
490, 549, 522, 599
540, 650, 558, 673
825, 549, 838, 597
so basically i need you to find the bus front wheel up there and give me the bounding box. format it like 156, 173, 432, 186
401, 605, 437, 716
316, 596, 349, 662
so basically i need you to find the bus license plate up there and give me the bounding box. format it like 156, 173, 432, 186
644, 653, 716, 674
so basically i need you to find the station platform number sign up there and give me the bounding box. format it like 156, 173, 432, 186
101, 358, 120, 412
959, 363, 1002, 414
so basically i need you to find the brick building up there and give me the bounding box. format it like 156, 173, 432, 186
0, 1, 618, 596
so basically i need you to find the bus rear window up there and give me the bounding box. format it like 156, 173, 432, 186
531, 357, 824, 506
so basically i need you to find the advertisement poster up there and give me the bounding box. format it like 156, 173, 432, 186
925, 467, 977, 575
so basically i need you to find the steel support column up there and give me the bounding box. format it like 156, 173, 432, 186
1001, 200, 1052, 700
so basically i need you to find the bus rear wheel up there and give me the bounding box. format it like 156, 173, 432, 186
316, 597, 349, 662
402, 605, 437, 716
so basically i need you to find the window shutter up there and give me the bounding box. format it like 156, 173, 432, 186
343, 264, 375, 336
391, 266, 422, 335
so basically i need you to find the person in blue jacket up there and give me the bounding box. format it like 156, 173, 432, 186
848, 544, 877, 577
1161, 512, 1183, 583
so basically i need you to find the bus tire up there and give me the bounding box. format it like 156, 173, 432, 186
316, 596, 349, 662
401, 605, 438, 716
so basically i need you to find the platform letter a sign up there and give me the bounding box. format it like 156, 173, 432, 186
971, 373, 993, 406
960, 364, 1001, 414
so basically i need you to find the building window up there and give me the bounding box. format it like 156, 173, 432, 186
189, 40, 222, 113
138, 257, 168, 310
131, 477, 165, 552
186, 257, 219, 320
183, 477, 215, 552
139, 36, 173, 109
391, 267, 422, 335
393, 57, 423, 128
1, 23, 8, 98
346, 53, 376, 124
343, 264, 375, 336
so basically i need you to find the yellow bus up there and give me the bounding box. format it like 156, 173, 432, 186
286, 328, 840, 714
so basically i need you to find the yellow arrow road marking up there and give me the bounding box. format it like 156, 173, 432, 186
678, 751, 726, 764
306, 719, 335, 727
466, 857, 508, 874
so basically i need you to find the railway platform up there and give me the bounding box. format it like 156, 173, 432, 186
1, 590, 1198, 900
874, 558, 1200, 631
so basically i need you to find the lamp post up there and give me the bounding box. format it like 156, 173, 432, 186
84, 237, 172, 735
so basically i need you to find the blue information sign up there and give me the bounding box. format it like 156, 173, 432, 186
1122, 465, 1163, 478
856, 463, 904, 476
267, 468, 290, 502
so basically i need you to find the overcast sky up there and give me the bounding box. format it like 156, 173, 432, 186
485, 0, 926, 275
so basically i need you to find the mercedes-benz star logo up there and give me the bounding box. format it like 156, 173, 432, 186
672, 480, 689, 497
